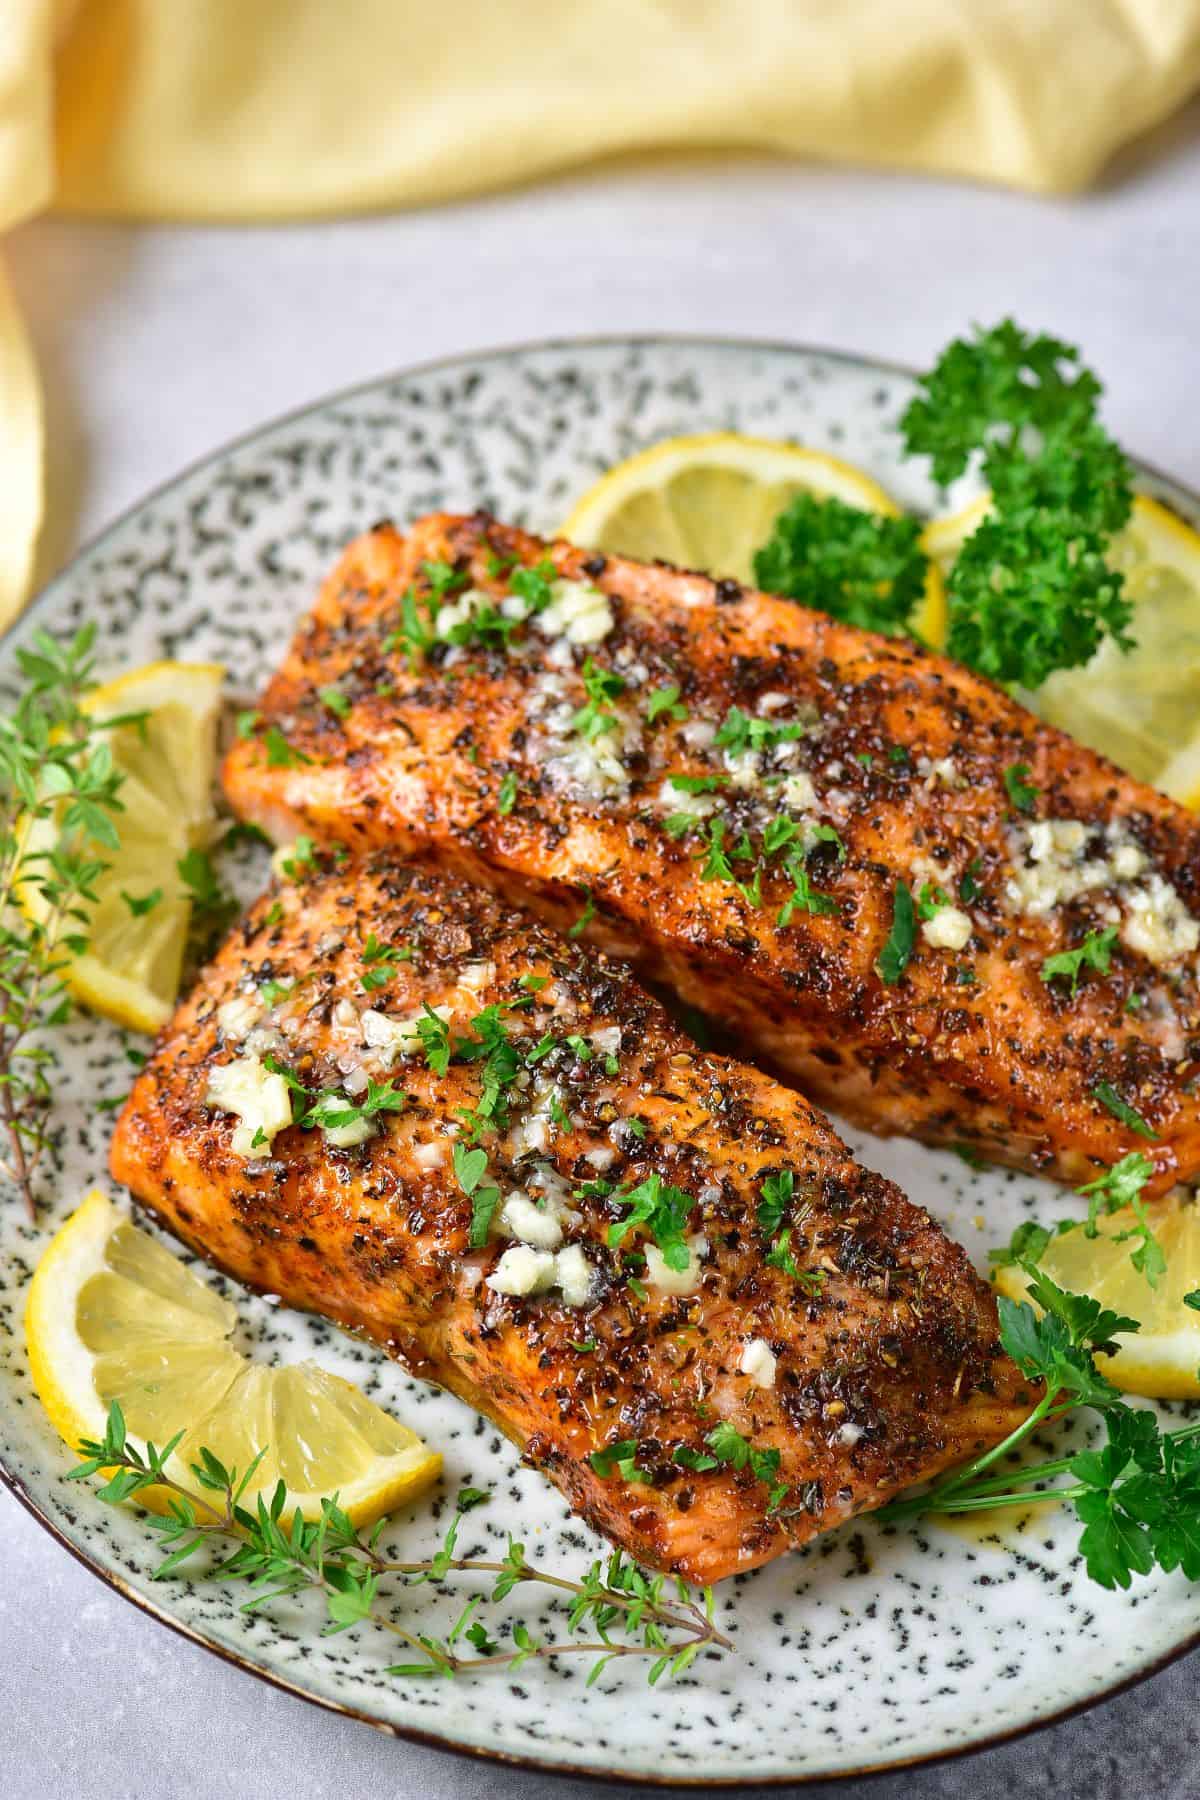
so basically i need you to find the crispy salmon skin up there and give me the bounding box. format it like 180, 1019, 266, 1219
222, 513, 1200, 1192
110, 856, 1028, 1583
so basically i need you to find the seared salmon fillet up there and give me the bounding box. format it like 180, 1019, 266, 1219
223, 512, 1200, 1194
110, 856, 1028, 1583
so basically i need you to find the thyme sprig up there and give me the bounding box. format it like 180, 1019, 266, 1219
0, 625, 127, 1216
69, 1403, 730, 1684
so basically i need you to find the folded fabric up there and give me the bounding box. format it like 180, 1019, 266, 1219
0, 0, 1198, 623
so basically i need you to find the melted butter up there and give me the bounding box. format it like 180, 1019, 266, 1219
930, 1495, 1060, 1549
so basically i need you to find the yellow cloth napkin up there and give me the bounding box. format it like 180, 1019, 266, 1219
2, 0, 1199, 624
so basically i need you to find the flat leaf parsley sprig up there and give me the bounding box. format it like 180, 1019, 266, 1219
0, 625, 128, 1216
69, 1404, 730, 1685
880, 1264, 1200, 1590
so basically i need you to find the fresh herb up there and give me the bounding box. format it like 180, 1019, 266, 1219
877, 881, 915, 984
317, 685, 351, 720
302, 1078, 408, 1136
713, 707, 804, 759
989, 1152, 1159, 1286
703, 1421, 788, 1513
568, 891, 596, 938
606, 1173, 695, 1271
497, 772, 518, 815
258, 977, 293, 1008
70, 1405, 729, 1684
901, 322, 1134, 688
878, 1267, 1200, 1594
671, 773, 728, 796
1041, 926, 1118, 996
0, 625, 131, 1214
507, 559, 558, 617
1093, 1081, 1159, 1141
453, 1143, 502, 1248
360, 933, 411, 992
958, 858, 981, 903
1003, 762, 1038, 814
645, 684, 687, 725
277, 836, 317, 882
572, 660, 626, 740
757, 1170, 823, 1294
589, 1439, 653, 1484
236, 709, 261, 739
177, 848, 239, 957
777, 857, 838, 926
263, 726, 313, 770
752, 492, 928, 637
382, 588, 437, 663
121, 887, 163, 918
915, 881, 950, 921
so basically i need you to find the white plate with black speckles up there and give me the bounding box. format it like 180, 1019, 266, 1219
3, 337, 1199, 1787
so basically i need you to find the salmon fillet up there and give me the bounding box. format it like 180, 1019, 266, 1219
110, 856, 1028, 1584
222, 512, 1200, 1194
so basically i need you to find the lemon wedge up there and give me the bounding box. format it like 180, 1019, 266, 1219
17, 660, 225, 1034
922, 494, 1200, 807
26, 1190, 442, 1522
993, 1190, 1200, 1399
561, 431, 946, 645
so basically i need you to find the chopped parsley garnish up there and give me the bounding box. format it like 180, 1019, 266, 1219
757, 1170, 824, 1293
568, 891, 596, 938
670, 773, 728, 795
453, 1143, 502, 1248
382, 588, 437, 662
713, 706, 805, 758
958, 857, 981, 903
235, 709, 261, 739
1093, 1081, 1159, 1141
318, 685, 351, 720
301, 1078, 408, 1135
507, 558, 558, 616
1041, 926, 1118, 996
606, 1173, 694, 1271
572, 659, 626, 740
1003, 762, 1039, 813
497, 771, 518, 815
263, 726, 313, 769
877, 880, 915, 984
915, 881, 950, 920
752, 492, 928, 637
990, 1153, 1160, 1286
121, 887, 162, 918
704, 1421, 788, 1512
258, 977, 293, 1007
589, 1439, 653, 1484
777, 858, 838, 926
645, 684, 687, 725
278, 835, 316, 880
360, 933, 412, 991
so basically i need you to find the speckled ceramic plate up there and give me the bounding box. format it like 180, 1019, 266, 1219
3, 337, 1199, 1786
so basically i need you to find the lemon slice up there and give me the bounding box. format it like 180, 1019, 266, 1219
922, 494, 1200, 806
18, 660, 225, 1033
561, 431, 946, 644
26, 1190, 442, 1523
993, 1191, 1200, 1398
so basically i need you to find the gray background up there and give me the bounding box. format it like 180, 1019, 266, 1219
4, 103, 1200, 1800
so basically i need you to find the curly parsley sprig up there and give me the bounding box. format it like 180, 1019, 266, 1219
68, 1404, 729, 1685
879, 1266, 1200, 1590
901, 321, 1135, 688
